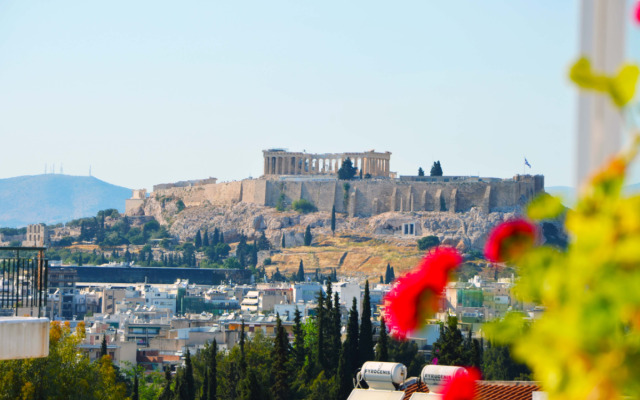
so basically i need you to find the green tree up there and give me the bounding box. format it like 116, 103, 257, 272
257, 232, 270, 250
304, 225, 312, 246
202, 229, 209, 247
195, 230, 202, 249
223, 257, 241, 269
281, 233, 286, 249
430, 161, 443, 176
292, 308, 305, 369
431, 315, 466, 366
272, 314, 290, 400
100, 335, 108, 358
376, 318, 389, 362
159, 368, 173, 400
132, 374, 139, 400
331, 205, 336, 235
418, 167, 425, 176
359, 281, 375, 363
276, 192, 286, 212
296, 260, 305, 282
417, 235, 440, 251
239, 320, 247, 374
338, 158, 357, 180
0, 322, 127, 400
482, 341, 531, 381
329, 292, 342, 377
184, 349, 196, 400
316, 290, 327, 371
388, 337, 424, 377
207, 339, 217, 400
237, 368, 261, 400
337, 298, 360, 400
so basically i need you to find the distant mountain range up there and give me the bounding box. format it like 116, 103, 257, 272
0, 174, 131, 227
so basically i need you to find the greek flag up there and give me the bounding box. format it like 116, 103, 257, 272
524, 158, 531, 168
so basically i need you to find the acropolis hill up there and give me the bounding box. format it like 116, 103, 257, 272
127, 149, 544, 218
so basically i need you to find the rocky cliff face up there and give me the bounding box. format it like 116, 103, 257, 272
145, 193, 515, 253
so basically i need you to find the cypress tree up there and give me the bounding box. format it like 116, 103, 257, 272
174, 369, 188, 400
304, 225, 312, 246
379, 275, 383, 284
159, 367, 172, 400
376, 318, 389, 361
239, 319, 247, 374
330, 292, 342, 376
212, 228, 219, 246
208, 339, 217, 400
202, 229, 209, 247
360, 281, 375, 363
132, 374, 139, 400
316, 290, 326, 370
185, 349, 195, 400
237, 368, 261, 400
100, 335, 108, 358
331, 205, 336, 235
293, 308, 305, 369
297, 260, 305, 282
195, 230, 202, 249
250, 242, 258, 267
281, 233, 286, 248
384, 264, 391, 284
237, 235, 248, 268
257, 231, 270, 250
272, 314, 290, 400
219, 232, 224, 244
201, 369, 209, 400
337, 298, 360, 399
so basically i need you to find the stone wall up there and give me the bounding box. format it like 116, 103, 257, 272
147, 175, 543, 217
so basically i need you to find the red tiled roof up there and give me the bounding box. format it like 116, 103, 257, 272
401, 381, 429, 400
474, 381, 541, 400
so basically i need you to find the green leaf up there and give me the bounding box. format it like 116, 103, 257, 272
527, 193, 565, 221
610, 63, 639, 108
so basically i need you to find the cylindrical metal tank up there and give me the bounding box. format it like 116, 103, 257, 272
421, 365, 467, 393
361, 362, 407, 386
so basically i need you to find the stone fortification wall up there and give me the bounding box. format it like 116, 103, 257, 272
155, 181, 243, 207
149, 175, 543, 217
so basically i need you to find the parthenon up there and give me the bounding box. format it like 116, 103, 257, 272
262, 149, 392, 178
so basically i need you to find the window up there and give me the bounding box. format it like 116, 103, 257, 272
402, 223, 415, 236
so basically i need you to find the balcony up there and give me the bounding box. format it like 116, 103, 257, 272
0, 247, 49, 360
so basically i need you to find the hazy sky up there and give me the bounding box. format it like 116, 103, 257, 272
0, 1, 615, 191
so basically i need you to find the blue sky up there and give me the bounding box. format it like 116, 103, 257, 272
0, 1, 613, 190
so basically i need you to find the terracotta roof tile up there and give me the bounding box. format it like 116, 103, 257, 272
474, 381, 541, 400
401, 381, 429, 400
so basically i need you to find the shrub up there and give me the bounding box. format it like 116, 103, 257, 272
292, 199, 317, 214
417, 235, 440, 251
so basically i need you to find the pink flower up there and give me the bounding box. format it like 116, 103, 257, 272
484, 219, 537, 263
432, 357, 438, 365
441, 368, 481, 400
635, 1, 640, 24
383, 247, 462, 339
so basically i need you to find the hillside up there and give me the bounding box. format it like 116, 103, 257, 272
0, 174, 131, 227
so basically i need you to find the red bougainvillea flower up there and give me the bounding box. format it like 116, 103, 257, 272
441, 368, 481, 400
383, 247, 462, 339
484, 219, 537, 263
635, 1, 640, 24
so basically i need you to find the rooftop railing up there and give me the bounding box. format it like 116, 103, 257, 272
0, 247, 48, 317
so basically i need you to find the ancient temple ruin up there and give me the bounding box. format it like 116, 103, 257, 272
262, 149, 392, 178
